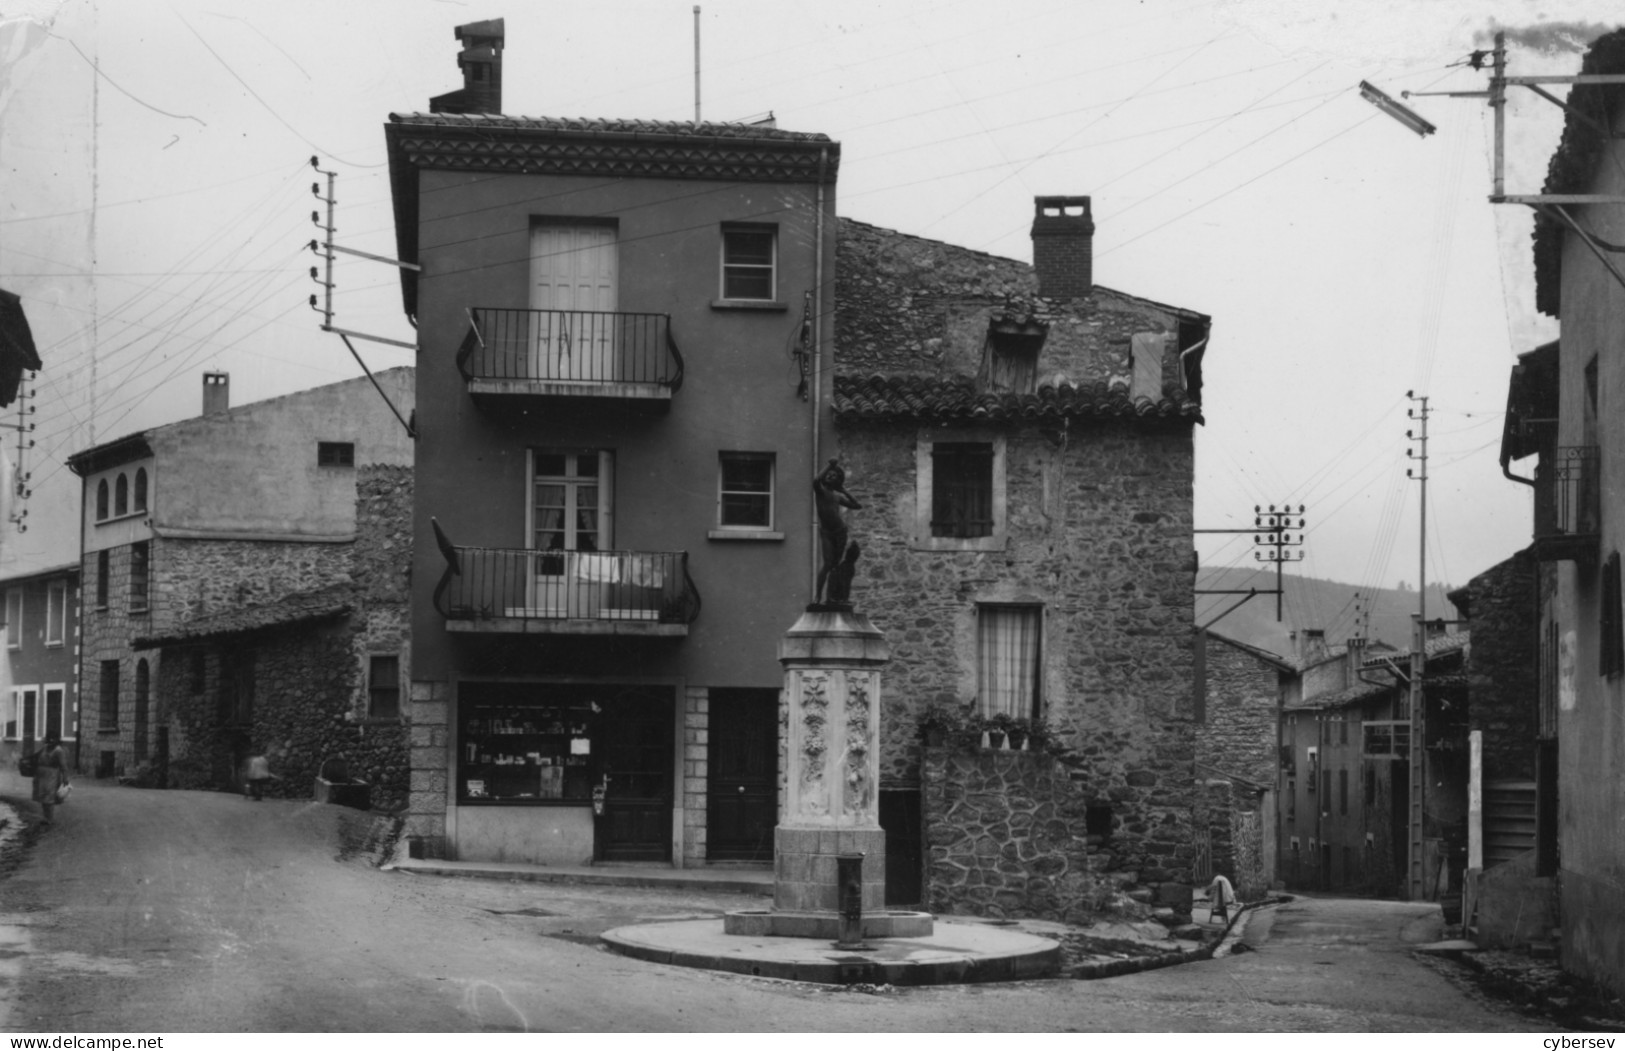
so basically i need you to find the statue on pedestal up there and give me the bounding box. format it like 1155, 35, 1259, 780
813, 460, 862, 607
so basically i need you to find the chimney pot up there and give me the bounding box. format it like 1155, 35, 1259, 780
1031, 195, 1094, 298
202, 371, 229, 415
430, 19, 505, 115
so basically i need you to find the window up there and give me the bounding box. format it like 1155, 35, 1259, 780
2, 690, 13, 739
717, 453, 774, 530
46, 580, 66, 647
4, 589, 20, 650
219, 650, 254, 726
368, 654, 401, 719
1286, 779, 1296, 821
133, 468, 148, 512
1339, 769, 1348, 816
134, 660, 150, 762
977, 604, 1042, 719
1339, 717, 1348, 746
189, 651, 207, 695
914, 432, 1007, 551
114, 473, 128, 516
96, 550, 110, 609
14, 687, 37, 741
932, 443, 994, 539
1602, 551, 1623, 678
96, 479, 109, 521
530, 450, 612, 555
129, 542, 150, 612
99, 660, 120, 731
45, 685, 69, 742
318, 442, 355, 467
720, 226, 776, 300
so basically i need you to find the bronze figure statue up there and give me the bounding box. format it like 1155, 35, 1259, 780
813, 460, 862, 606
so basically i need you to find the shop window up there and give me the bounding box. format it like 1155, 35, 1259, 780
460, 697, 598, 803
977, 604, 1041, 719
367, 654, 401, 719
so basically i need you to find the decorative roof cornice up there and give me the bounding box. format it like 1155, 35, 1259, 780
832, 373, 1202, 424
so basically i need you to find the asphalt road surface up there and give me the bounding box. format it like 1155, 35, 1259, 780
0, 773, 1548, 1033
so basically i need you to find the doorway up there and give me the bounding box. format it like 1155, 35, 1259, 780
596, 686, 674, 862
707, 688, 778, 862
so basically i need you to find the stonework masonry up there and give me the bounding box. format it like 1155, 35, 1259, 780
1461, 550, 1539, 782
1198, 634, 1286, 788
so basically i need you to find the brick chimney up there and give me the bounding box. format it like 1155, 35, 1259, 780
1030, 195, 1094, 298
430, 19, 505, 115
202, 371, 229, 415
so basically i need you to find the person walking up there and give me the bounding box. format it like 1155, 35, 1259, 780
244, 749, 273, 801
31, 730, 70, 826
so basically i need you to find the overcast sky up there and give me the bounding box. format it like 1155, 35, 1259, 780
1, 0, 1616, 638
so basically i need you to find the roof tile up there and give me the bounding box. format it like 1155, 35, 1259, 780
832, 373, 1202, 423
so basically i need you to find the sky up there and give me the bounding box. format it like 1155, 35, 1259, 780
0, 0, 1616, 640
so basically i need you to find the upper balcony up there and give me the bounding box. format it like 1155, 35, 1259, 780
434, 545, 700, 637
455, 307, 684, 406
1533, 445, 1600, 563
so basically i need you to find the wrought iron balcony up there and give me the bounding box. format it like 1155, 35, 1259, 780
455, 307, 684, 402
434, 545, 700, 636
1533, 445, 1600, 562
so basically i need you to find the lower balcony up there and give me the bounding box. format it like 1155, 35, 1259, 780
434, 546, 700, 636
1533, 445, 1600, 563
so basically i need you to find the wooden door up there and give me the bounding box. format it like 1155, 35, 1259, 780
529, 224, 617, 381
707, 689, 778, 861
597, 688, 673, 862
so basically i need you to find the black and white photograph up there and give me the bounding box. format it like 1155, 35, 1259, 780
1, 0, 1623, 1038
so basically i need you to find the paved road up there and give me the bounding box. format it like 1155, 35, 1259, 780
0, 773, 1545, 1032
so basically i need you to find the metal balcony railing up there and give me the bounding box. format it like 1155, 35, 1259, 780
1534, 445, 1600, 559
434, 546, 700, 629
455, 307, 684, 391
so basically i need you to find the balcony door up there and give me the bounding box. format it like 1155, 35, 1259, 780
529, 223, 618, 382
526, 450, 614, 618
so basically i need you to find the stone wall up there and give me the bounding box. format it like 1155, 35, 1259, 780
406, 679, 450, 854
1464, 550, 1539, 782
682, 686, 708, 865
1199, 633, 1284, 786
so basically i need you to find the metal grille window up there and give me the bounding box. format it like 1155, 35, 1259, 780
931, 442, 994, 538
718, 453, 774, 529
720, 227, 775, 300
318, 441, 355, 467
368, 654, 401, 719
1603, 551, 1623, 678
129, 542, 150, 613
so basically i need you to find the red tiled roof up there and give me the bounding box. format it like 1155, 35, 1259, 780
388, 112, 835, 142
832, 374, 1202, 423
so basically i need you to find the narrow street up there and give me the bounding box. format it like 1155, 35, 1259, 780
0, 774, 1546, 1033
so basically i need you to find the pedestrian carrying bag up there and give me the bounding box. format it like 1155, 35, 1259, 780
54, 782, 70, 804
16, 752, 38, 778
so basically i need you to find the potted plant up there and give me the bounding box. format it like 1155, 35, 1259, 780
918, 703, 969, 748
984, 711, 1014, 750
1005, 716, 1030, 751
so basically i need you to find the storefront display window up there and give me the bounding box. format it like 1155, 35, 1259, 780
459, 696, 597, 803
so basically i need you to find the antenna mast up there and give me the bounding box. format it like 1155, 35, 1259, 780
694, 6, 702, 123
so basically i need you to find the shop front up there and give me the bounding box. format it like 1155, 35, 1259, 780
452, 680, 675, 864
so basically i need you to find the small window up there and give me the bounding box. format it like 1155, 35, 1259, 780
96, 479, 109, 521
4, 589, 20, 650
1286, 779, 1296, 821
720, 227, 776, 300
1339, 769, 1348, 816
96, 550, 110, 609
46, 580, 66, 647
718, 453, 774, 529
1602, 551, 1623, 678
977, 604, 1042, 719
129, 542, 150, 613
1339, 717, 1348, 746
931, 442, 994, 539
99, 659, 120, 731
134, 468, 148, 512
318, 442, 355, 467
368, 654, 401, 719
114, 473, 129, 516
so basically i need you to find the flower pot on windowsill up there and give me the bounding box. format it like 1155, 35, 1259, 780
1006, 729, 1027, 751
986, 730, 1006, 750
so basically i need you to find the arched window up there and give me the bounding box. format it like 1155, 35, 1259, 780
114, 474, 128, 517
96, 480, 109, 520
134, 468, 148, 512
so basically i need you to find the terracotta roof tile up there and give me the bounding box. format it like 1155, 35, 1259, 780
832, 373, 1202, 423
388, 112, 834, 143
132, 584, 354, 649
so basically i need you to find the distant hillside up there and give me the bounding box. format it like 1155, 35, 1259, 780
1195, 567, 1459, 660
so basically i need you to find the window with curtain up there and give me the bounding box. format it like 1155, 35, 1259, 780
932, 443, 994, 539
976, 604, 1042, 718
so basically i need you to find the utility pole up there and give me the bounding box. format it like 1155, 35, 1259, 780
1405, 390, 1430, 900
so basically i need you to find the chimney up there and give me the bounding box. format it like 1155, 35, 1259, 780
430, 19, 505, 115
1030, 195, 1094, 299
1345, 635, 1368, 688
1293, 628, 1327, 664
202, 371, 229, 416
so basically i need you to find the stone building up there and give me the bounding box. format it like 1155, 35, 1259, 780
1193, 631, 1293, 898
132, 466, 412, 808
65, 368, 414, 779
831, 199, 1212, 920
